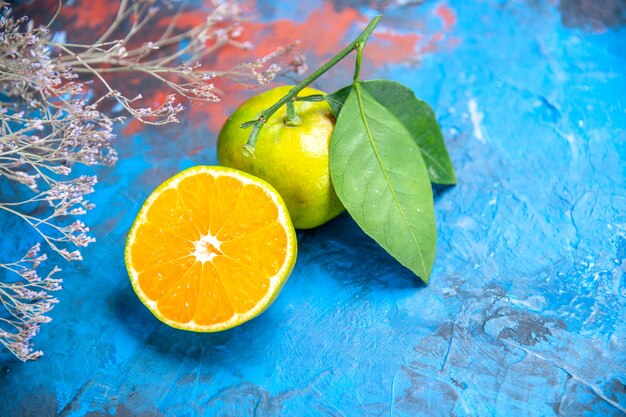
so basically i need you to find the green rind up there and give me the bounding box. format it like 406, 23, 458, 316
217, 86, 345, 230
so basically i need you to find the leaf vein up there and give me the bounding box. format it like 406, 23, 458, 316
354, 83, 427, 276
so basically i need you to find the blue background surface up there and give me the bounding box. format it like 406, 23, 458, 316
2, 0, 626, 416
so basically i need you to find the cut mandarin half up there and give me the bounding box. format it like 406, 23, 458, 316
125, 166, 297, 332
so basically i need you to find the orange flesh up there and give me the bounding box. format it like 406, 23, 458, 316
130, 172, 290, 326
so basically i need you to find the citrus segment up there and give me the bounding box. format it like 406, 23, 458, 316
157, 261, 203, 323
209, 175, 244, 236
137, 256, 195, 300
125, 166, 297, 332
131, 227, 194, 271
178, 173, 214, 234
219, 222, 287, 276
216, 184, 280, 241
214, 256, 267, 312
194, 263, 235, 325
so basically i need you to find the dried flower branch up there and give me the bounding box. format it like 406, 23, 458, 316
1, 0, 304, 361
0, 244, 61, 361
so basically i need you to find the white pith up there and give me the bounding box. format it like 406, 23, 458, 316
192, 233, 222, 263
125, 166, 296, 332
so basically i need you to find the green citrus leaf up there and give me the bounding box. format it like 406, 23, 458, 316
324, 88, 350, 116
329, 83, 436, 283
326, 80, 456, 185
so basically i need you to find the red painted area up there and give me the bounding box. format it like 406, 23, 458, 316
188, 1, 461, 132
421, 32, 445, 54
364, 30, 424, 66
248, 3, 365, 57
183, 2, 370, 132
362, 3, 459, 66
165, 11, 207, 30
435, 4, 457, 31
123, 119, 143, 136
37, 0, 459, 137
62, 2, 121, 30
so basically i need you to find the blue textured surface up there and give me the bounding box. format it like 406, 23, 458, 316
2, 1, 626, 416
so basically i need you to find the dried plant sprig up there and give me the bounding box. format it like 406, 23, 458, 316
1, 0, 303, 361
0, 244, 61, 361
1, 4, 110, 362
49, 0, 300, 124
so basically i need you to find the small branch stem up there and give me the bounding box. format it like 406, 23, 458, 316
284, 99, 302, 126
295, 94, 325, 102
353, 42, 364, 82
242, 14, 382, 151
87, 0, 129, 53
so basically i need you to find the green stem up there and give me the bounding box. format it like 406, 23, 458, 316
242, 14, 382, 154
353, 42, 364, 82
295, 95, 325, 102
284, 99, 302, 126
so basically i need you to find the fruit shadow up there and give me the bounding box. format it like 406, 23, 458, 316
109, 192, 445, 359
110, 281, 280, 362
296, 213, 426, 292
433, 183, 456, 199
